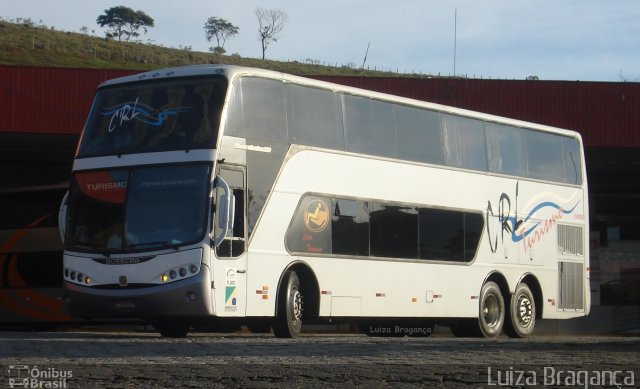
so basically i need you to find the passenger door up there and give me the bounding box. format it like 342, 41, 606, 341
212, 164, 247, 316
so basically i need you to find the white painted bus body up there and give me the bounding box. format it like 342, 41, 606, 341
61, 65, 589, 337
241, 147, 589, 320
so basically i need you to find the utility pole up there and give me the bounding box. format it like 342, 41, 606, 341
453, 7, 457, 77
361, 41, 371, 70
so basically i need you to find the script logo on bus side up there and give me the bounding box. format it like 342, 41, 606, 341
486, 182, 580, 253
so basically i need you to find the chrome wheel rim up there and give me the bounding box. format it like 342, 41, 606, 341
516, 295, 533, 327
483, 294, 500, 328
291, 289, 303, 323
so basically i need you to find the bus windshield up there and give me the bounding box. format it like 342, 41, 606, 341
77, 76, 227, 158
65, 163, 211, 253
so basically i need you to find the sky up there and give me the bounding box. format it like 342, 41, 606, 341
3, 0, 639, 81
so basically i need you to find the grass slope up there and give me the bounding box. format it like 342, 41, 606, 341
0, 19, 409, 77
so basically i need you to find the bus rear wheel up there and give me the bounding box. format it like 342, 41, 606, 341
478, 281, 505, 338
273, 270, 303, 338
504, 283, 536, 338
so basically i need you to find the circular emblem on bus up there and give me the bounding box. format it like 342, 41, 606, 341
304, 199, 330, 232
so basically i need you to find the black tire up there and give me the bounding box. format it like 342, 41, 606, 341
504, 283, 536, 338
273, 271, 303, 338
154, 318, 190, 338
478, 281, 505, 338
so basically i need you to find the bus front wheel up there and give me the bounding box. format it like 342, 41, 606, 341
504, 283, 536, 338
273, 270, 303, 338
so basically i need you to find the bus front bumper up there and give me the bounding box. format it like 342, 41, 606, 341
63, 267, 213, 319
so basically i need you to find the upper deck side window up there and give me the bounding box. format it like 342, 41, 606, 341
77, 76, 227, 158
562, 137, 582, 185
394, 104, 444, 165
223, 75, 583, 186
441, 114, 488, 171
486, 122, 527, 177
226, 77, 345, 149
343, 95, 395, 157
225, 77, 287, 142
286, 84, 344, 150
525, 130, 566, 183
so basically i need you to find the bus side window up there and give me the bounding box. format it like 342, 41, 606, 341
215, 168, 246, 258
230, 188, 245, 255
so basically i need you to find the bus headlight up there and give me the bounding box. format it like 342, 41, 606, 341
158, 264, 200, 284
64, 268, 93, 285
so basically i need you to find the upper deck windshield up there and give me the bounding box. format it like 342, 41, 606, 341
64, 163, 211, 254
77, 76, 227, 158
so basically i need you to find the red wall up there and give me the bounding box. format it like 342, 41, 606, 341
2, 66, 639, 147
0, 66, 134, 135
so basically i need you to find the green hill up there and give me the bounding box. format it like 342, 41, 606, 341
0, 19, 407, 77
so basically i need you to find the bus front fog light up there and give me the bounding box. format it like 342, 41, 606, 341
179, 268, 187, 277
187, 292, 196, 302
169, 270, 177, 279
190, 265, 198, 274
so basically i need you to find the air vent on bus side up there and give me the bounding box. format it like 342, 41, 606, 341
558, 261, 585, 310
557, 224, 584, 256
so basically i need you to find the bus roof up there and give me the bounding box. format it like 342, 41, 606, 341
99, 65, 582, 141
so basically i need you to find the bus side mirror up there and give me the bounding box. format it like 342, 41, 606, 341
58, 191, 69, 243
212, 176, 235, 247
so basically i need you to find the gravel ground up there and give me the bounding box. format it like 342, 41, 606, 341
1, 329, 639, 388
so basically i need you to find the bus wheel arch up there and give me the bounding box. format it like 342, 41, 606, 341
273, 262, 319, 338
505, 274, 542, 338
519, 274, 543, 320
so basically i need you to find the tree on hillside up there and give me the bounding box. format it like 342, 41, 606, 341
255, 7, 287, 60
97, 6, 154, 42
204, 17, 239, 55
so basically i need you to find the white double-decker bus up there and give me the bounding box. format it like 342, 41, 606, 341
60, 65, 589, 338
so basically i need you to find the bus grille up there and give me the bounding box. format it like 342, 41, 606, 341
557, 224, 584, 256
558, 261, 584, 310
